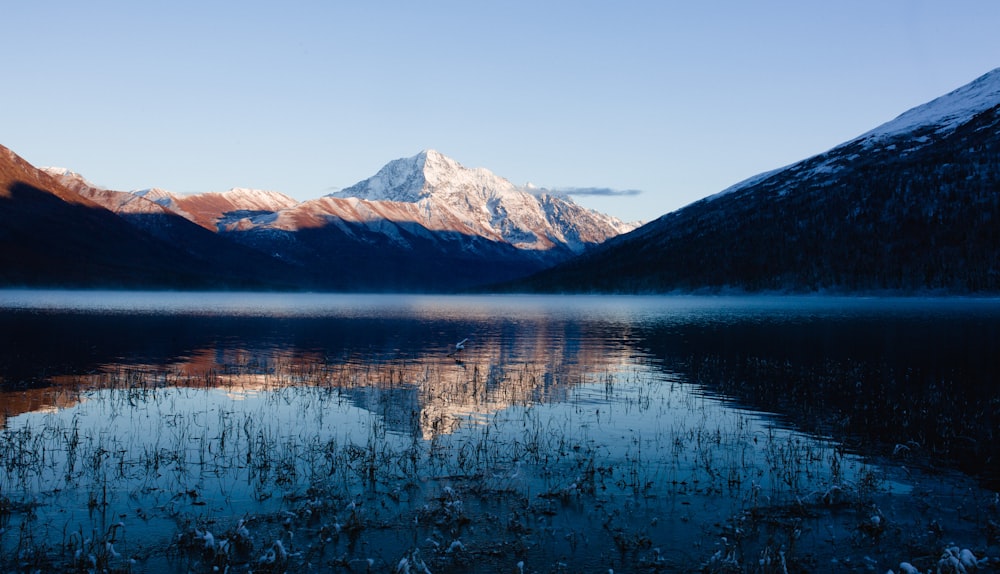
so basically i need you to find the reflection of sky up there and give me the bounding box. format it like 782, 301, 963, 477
4, 384, 393, 503
1, 384, 393, 547
4, 291, 1000, 442
1, 360, 895, 561
5, 364, 875, 490
7, 291, 995, 564
5, 289, 1000, 321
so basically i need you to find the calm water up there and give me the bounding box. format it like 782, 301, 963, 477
0, 290, 998, 572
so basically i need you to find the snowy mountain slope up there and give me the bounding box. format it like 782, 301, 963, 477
133, 187, 300, 231
43, 149, 634, 263
42, 167, 177, 217
858, 66, 1000, 141
197, 149, 641, 289
44, 173, 301, 233
37, 166, 308, 283
248, 195, 498, 246
326, 150, 638, 253
704, 67, 1000, 206
518, 67, 1000, 293
18, 147, 639, 290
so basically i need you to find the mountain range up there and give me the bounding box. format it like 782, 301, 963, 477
0, 146, 300, 290
4, 67, 999, 294
515, 67, 1000, 294
1, 148, 636, 291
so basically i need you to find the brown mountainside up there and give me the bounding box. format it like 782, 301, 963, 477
0, 145, 292, 289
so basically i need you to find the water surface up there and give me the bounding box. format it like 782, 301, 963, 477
0, 291, 997, 572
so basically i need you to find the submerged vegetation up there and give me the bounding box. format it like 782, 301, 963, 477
1, 354, 998, 573
1, 293, 999, 572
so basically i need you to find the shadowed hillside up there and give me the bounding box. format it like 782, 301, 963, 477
514, 71, 1000, 294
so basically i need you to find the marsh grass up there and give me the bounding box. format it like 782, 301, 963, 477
0, 355, 997, 573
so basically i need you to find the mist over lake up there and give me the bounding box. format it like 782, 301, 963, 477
1, 291, 998, 572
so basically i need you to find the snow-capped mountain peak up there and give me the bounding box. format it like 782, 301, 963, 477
331, 149, 514, 203
329, 151, 432, 202
421, 148, 461, 178
323, 150, 637, 253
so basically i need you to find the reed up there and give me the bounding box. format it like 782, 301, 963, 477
0, 357, 996, 573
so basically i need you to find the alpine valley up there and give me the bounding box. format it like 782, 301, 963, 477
3, 67, 1000, 294
0, 149, 637, 291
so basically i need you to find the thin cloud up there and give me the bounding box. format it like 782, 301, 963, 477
552, 187, 643, 197
521, 184, 643, 198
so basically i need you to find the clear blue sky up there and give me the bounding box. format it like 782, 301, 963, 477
4, 1, 999, 222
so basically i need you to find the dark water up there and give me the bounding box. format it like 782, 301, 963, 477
0, 291, 998, 572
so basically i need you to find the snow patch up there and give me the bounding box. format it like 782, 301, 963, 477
324, 150, 638, 251
701, 68, 1000, 206
858, 67, 1000, 141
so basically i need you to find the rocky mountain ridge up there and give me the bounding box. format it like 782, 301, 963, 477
4, 148, 636, 291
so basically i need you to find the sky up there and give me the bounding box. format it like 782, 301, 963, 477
4, 1, 1000, 223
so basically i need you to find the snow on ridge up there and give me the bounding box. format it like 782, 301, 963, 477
132, 187, 299, 214
218, 187, 299, 210
701, 165, 789, 203
40, 166, 73, 177
698, 68, 1000, 206
134, 187, 173, 198
40, 166, 104, 190
857, 67, 1000, 141
130, 188, 181, 210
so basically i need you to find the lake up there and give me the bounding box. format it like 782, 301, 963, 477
0, 290, 998, 572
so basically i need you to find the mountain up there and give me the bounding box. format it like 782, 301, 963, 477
0, 147, 179, 287
516, 68, 1000, 294
328, 150, 636, 254
4, 147, 635, 291
197, 150, 638, 290
1, 148, 299, 289
42, 168, 185, 223
132, 187, 299, 231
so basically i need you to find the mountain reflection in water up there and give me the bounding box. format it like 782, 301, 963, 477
1, 292, 999, 572
0, 295, 643, 440
2, 292, 997, 483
